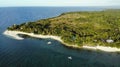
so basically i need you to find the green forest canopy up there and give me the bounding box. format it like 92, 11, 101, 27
8, 9, 120, 48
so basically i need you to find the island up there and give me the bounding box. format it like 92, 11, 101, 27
3, 9, 120, 52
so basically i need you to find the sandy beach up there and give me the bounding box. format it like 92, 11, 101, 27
3, 30, 120, 52
83, 46, 120, 52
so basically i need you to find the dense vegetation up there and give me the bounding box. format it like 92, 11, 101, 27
8, 9, 120, 48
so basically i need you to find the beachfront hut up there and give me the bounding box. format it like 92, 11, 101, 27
106, 39, 114, 43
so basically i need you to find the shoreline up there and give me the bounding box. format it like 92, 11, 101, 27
3, 30, 120, 52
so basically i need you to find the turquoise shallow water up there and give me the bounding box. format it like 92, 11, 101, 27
0, 7, 120, 67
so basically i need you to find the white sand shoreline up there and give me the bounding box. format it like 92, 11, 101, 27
3, 30, 120, 52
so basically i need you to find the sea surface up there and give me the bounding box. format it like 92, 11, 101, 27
0, 7, 120, 67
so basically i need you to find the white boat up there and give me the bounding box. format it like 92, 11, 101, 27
68, 56, 72, 60
47, 41, 52, 45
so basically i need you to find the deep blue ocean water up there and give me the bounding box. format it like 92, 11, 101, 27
0, 7, 120, 67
